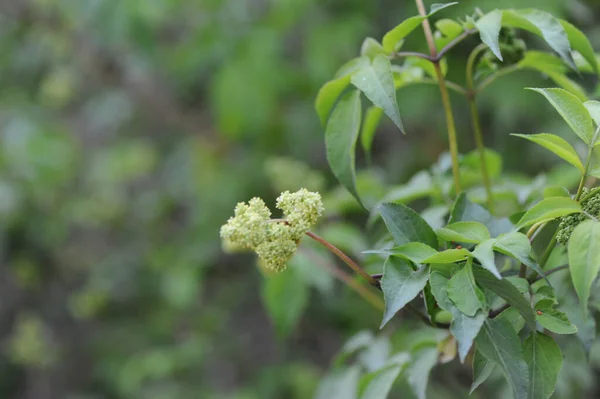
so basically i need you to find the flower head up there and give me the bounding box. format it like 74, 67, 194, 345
255, 222, 297, 272
219, 198, 271, 250
556, 188, 600, 244
276, 188, 324, 240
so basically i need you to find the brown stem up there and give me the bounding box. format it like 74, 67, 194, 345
305, 231, 378, 286
528, 265, 569, 283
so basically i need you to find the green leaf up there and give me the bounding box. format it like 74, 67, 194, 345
361, 106, 383, 156
406, 346, 438, 399
493, 231, 537, 273
381, 2, 458, 53
359, 364, 404, 399
449, 193, 513, 237
325, 90, 363, 207
262, 268, 308, 338
559, 19, 598, 73
543, 186, 571, 198
437, 221, 491, 244
527, 88, 594, 145
361, 37, 386, 59
476, 10, 503, 61
470, 349, 495, 394
503, 9, 575, 69
434, 18, 464, 50
498, 306, 526, 333
389, 242, 439, 264
315, 366, 361, 399
334, 56, 372, 79
421, 248, 471, 264
511, 133, 585, 173
315, 76, 351, 126
351, 55, 404, 132
472, 239, 501, 279
473, 268, 536, 329
584, 100, 600, 127
447, 262, 486, 317
516, 197, 582, 229
378, 203, 438, 247
568, 220, 600, 314
380, 257, 430, 328
523, 333, 563, 399
475, 318, 529, 399
535, 299, 578, 334
335, 331, 375, 366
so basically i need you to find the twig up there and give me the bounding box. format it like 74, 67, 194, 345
528, 265, 569, 283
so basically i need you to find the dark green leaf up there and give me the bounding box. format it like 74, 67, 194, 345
511, 133, 585, 173
476, 10, 503, 60
361, 106, 383, 156
568, 220, 600, 314
527, 88, 594, 145
380, 257, 430, 328
378, 203, 438, 247
262, 268, 308, 338
325, 90, 363, 207
389, 242, 439, 264
472, 239, 501, 279
449, 193, 513, 237
523, 333, 563, 399
474, 268, 536, 329
447, 262, 486, 317
406, 346, 438, 399
516, 197, 582, 229
476, 318, 529, 399
470, 349, 495, 394
437, 221, 491, 244
351, 55, 404, 132
535, 299, 577, 334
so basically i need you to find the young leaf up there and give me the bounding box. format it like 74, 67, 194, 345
543, 186, 571, 198
361, 106, 383, 156
511, 133, 585, 173
380, 257, 429, 328
559, 19, 598, 73
584, 100, 600, 127
447, 262, 486, 317
523, 333, 563, 399
325, 90, 363, 207
388, 242, 439, 264
351, 55, 404, 132
378, 203, 438, 247
406, 346, 438, 399
527, 88, 594, 145
434, 19, 463, 49
568, 220, 600, 314
359, 364, 404, 399
473, 268, 536, 329
535, 299, 578, 334
262, 268, 309, 338
421, 248, 471, 264
470, 349, 495, 394
475, 318, 529, 399
475, 10, 503, 60
503, 9, 575, 69
361, 37, 386, 59
437, 221, 491, 244
515, 197, 582, 229
472, 239, 501, 279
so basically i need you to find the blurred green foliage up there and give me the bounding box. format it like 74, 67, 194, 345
0, 0, 600, 398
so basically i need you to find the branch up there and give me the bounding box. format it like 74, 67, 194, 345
528, 265, 568, 283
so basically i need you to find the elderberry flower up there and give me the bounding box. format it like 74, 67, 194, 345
255, 222, 297, 272
556, 188, 600, 244
220, 198, 271, 250
276, 188, 324, 240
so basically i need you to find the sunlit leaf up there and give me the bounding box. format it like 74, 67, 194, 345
472, 239, 501, 279
511, 133, 585, 173
437, 221, 491, 244
535, 299, 577, 334
568, 220, 600, 314
476, 10, 503, 60
516, 197, 582, 229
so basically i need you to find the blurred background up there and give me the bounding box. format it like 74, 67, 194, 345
0, 0, 599, 398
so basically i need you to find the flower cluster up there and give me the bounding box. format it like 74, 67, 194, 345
220, 189, 324, 271
556, 188, 600, 244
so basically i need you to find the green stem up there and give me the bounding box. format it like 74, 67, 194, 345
476, 64, 520, 93
415, 0, 462, 194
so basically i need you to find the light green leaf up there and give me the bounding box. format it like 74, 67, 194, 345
389, 242, 439, 264
511, 133, 585, 173
544, 72, 588, 102
325, 90, 363, 207
447, 262, 486, 317
316, 76, 351, 126
470, 349, 495, 394
523, 333, 563, 399
527, 88, 594, 145
584, 100, 600, 127
498, 306, 526, 333
434, 18, 464, 50
380, 257, 430, 328
351, 55, 404, 132
535, 299, 578, 334
474, 268, 536, 329
559, 19, 598, 73
437, 221, 491, 244
361, 37, 386, 59
378, 203, 438, 247
406, 346, 438, 399
475, 318, 529, 399
472, 239, 501, 279
421, 248, 471, 264
449, 193, 513, 237
262, 268, 308, 338
476, 10, 503, 60
334, 56, 371, 79
493, 232, 541, 278
503, 9, 575, 69
568, 220, 600, 314
315, 366, 361, 399
361, 106, 383, 155
359, 364, 404, 399
516, 197, 582, 229
543, 186, 571, 198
